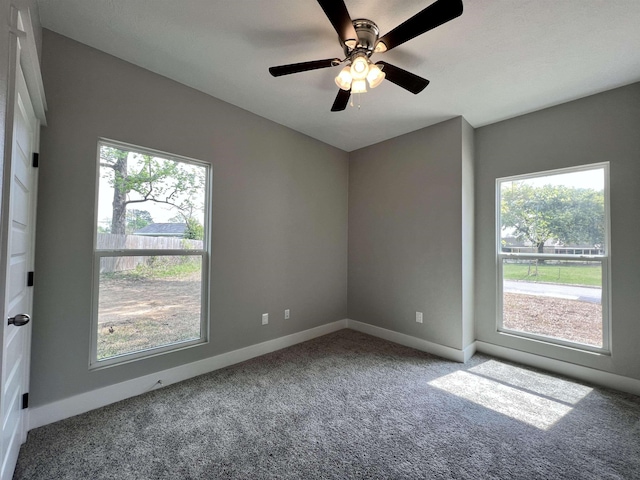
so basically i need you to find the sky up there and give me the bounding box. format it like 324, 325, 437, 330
502, 167, 605, 191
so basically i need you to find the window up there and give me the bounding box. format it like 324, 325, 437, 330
497, 163, 609, 352
92, 139, 210, 367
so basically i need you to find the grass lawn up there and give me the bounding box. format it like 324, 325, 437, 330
503, 263, 601, 287
102, 258, 201, 281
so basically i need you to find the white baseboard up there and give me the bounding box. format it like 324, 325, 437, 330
346, 319, 467, 363
29, 319, 348, 430
476, 341, 640, 397
32, 321, 637, 431
463, 341, 477, 363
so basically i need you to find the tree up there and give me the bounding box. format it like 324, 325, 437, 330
184, 217, 204, 240
126, 209, 153, 234
554, 188, 605, 248
501, 183, 604, 252
168, 213, 204, 241
100, 145, 204, 235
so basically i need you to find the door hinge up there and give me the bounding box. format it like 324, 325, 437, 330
22, 393, 29, 409
27, 271, 34, 287
32, 152, 39, 168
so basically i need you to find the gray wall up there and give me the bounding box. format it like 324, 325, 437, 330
30, 23, 640, 409
32, 30, 348, 406
475, 82, 640, 380
348, 117, 473, 352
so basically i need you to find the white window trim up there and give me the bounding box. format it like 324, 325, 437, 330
495, 162, 611, 354
90, 139, 212, 369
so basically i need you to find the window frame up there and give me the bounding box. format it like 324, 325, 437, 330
90, 138, 211, 369
495, 162, 611, 354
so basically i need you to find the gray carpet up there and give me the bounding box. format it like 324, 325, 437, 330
14, 330, 640, 479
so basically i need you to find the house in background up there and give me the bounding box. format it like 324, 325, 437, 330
1, 2, 639, 475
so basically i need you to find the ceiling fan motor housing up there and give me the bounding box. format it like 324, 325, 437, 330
342, 19, 380, 57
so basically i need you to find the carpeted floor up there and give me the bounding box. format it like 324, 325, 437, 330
14, 329, 640, 479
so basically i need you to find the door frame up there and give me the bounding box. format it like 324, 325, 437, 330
0, 4, 47, 475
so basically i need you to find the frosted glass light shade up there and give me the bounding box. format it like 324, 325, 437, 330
367, 64, 385, 89
351, 79, 367, 94
334, 67, 352, 90
350, 55, 370, 80
374, 41, 388, 53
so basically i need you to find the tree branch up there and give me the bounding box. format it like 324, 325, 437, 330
124, 196, 186, 213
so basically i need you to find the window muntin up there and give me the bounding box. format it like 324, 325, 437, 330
497, 164, 609, 352
92, 140, 210, 367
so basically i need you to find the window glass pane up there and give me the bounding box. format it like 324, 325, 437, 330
500, 168, 605, 255
97, 255, 202, 360
97, 143, 206, 249
502, 259, 602, 348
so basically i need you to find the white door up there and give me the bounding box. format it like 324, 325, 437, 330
0, 61, 38, 480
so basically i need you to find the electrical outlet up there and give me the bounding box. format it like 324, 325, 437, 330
284, 309, 290, 319
416, 312, 423, 324
262, 313, 269, 325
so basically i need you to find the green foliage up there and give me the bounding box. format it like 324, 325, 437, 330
126, 209, 153, 233
501, 182, 604, 250
184, 217, 204, 240
103, 257, 201, 281
100, 145, 205, 235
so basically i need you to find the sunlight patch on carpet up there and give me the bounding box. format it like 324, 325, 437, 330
468, 360, 592, 405
429, 370, 578, 430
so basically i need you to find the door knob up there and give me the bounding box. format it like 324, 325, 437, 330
8, 314, 30, 326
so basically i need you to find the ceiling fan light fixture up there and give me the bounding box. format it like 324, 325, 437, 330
351, 78, 367, 94
374, 41, 387, 53
335, 66, 353, 90
344, 39, 357, 49
367, 64, 385, 88
350, 54, 370, 80
268, 0, 463, 111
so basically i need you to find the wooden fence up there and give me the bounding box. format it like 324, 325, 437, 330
98, 234, 203, 273
502, 246, 603, 255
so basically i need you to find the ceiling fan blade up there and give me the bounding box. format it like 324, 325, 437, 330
269, 58, 341, 77
331, 89, 351, 111
376, 0, 463, 52
317, 0, 358, 46
376, 61, 430, 94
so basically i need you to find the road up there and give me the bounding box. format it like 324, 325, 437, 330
503, 280, 601, 304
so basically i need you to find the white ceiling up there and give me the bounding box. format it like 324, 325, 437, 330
37, 0, 640, 152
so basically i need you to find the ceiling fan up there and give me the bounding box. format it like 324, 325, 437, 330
268, 0, 463, 111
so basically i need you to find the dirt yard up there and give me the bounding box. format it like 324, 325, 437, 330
97, 271, 202, 359
503, 292, 602, 347
98, 275, 603, 359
